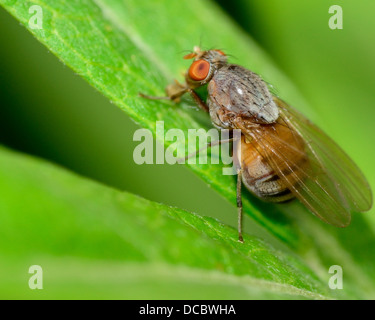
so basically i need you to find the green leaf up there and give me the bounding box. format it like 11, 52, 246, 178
1, 0, 374, 298
0, 0, 305, 247
0, 146, 333, 299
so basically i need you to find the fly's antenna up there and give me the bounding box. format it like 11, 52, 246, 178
199, 35, 203, 50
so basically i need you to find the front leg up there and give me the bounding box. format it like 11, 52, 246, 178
139, 79, 209, 113
187, 89, 209, 113
139, 79, 188, 102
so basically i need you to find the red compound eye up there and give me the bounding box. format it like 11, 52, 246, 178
188, 59, 210, 81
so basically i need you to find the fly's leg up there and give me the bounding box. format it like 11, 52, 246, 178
138, 93, 171, 101
139, 80, 209, 112
177, 138, 233, 163
139, 79, 188, 102
237, 167, 244, 243
187, 89, 209, 112
232, 135, 244, 243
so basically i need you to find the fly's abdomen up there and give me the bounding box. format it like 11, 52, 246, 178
237, 131, 307, 203
239, 139, 293, 202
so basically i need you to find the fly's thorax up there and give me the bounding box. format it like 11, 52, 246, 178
207, 64, 279, 128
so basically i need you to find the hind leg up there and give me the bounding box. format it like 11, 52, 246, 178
237, 167, 244, 243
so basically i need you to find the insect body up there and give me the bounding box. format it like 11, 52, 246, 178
141, 46, 372, 242
207, 64, 308, 204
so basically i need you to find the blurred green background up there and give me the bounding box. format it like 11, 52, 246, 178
0, 0, 375, 299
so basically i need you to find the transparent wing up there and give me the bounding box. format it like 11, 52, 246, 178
234, 97, 372, 227
276, 98, 373, 213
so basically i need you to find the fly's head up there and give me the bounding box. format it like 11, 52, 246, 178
183, 46, 227, 88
